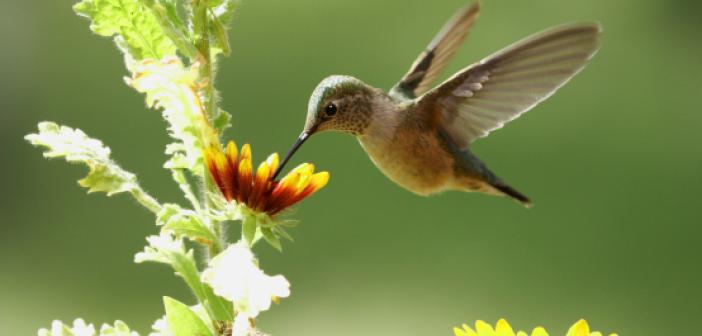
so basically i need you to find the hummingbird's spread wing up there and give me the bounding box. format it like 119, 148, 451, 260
391, 2, 480, 100
421, 23, 601, 149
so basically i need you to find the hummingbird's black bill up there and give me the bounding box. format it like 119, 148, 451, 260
273, 131, 310, 180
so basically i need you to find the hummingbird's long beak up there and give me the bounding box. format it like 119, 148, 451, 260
273, 131, 311, 180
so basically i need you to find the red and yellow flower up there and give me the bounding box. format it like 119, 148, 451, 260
204, 141, 329, 216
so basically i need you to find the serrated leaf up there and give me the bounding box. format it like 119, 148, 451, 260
163, 297, 213, 336
125, 56, 217, 174
157, 204, 216, 245
209, 0, 239, 57
26, 122, 137, 197
135, 233, 233, 322
211, 0, 238, 26
211, 108, 232, 134
73, 0, 176, 59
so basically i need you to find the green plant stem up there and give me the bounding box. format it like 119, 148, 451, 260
192, 0, 224, 258
129, 187, 162, 214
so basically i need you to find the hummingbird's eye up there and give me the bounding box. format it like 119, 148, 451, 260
325, 103, 338, 116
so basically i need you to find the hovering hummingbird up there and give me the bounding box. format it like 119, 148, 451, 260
274, 2, 601, 207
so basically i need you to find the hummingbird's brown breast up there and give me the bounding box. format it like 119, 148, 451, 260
358, 106, 456, 196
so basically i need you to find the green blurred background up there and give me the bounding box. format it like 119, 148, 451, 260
1, 0, 701, 335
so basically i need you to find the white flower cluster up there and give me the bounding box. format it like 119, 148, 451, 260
202, 243, 291, 335
38, 319, 138, 336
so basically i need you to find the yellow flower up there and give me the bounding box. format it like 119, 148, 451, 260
453, 319, 617, 336
204, 141, 329, 216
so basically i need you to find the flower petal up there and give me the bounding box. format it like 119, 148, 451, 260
278, 171, 329, 212
204, 146, 234, 201
266, 163, 308, 211
226, 141, 240, 194
237, 144, 253, 202
215, 149, 235, 201
249, 153, 278, 210
566, 320, 590, 336
266, 152, 279, 174
226, 141, 238, 164
496, 319, 515, 336
531, 327, 549, 336
458, 324, 477, 336
475, 320, 495, 336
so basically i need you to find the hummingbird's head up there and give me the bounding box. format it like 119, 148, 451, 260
273, 75, 376, 179
303, 75, 375, 136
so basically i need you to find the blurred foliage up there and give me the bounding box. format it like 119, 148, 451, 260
1, 0, 700, 335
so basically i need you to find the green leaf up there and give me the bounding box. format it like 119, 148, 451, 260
209, 0, 239, 57
163, 297, 214, 336
141, 0, 199, 59
242, 215, 257, 247
73, 0, 177, 59
171, 169, 203, 212
157, 203, 217, 246
211, 0, 238, 26
26, 122, 135, 196
135, 233, 233, 322
26, 122, 161, 213
125, 56, 217, 174
212, 108, 232, 134
260, 227, 282, 252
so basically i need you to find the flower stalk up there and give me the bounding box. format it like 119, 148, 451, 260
130, 186, 163, 214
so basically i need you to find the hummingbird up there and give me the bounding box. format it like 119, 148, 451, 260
274, 2, 601, 207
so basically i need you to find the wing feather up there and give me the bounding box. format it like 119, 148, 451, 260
392, 2, 480, 99
422, 23, 601, 148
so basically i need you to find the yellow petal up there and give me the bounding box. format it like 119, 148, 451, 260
237, 145, 253, 202
214, 150, 229, 174
566, 320, 590, 336
278, 163, 313, 193
277, 167, 304, 190
226, 141, 239, 167
531, 327, 549, 336
459, 324, 477, 336
517, 332, 528, 336
475, 320, 495, 336
454, 327, 468, 336
203, 147, 220, 182
203, 147, 216, 170
590, 333, 602, 336
496, 319, 515, 336
226, 140, 238, 161
309, 172, 329, 191
290, 162, 314, 177
239, 157, 252, 178
256, 157, 273, 181
266, 152, 280, 173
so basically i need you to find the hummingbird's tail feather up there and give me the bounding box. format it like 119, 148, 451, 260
442, 135, 532, 207
490, 182, 532, 208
